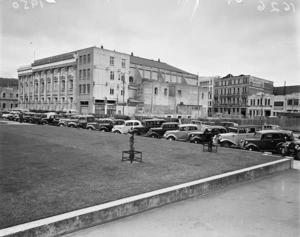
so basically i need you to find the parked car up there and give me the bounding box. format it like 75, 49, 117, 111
240, 130, 294, 153
86, 118, 114, 132
164, 124, 200, 141
262, 124, 282, 130
187, 125, 227, 144
112, 120, 143, 134
66, 115, 96, 128
130, 119, 167, 136
213, 125, 262, 148
28, 113, 47, 124
281, 139, 300, 160
145, 122, 180, 138
57, 114, 79, 127
219, 122, 239, 131
6, 111, 20, 120
0, 111, 10, 119
112, 119, 126, 126
22, 112, 36, 123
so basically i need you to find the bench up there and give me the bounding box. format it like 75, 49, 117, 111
202, 142, 218, 153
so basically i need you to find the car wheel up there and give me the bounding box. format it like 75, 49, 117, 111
276, 146, 283, 154
247, 146, 257, 152
167, 137, 175, 141
69, 125, 74, 128
87, 127, 93, 131
221, 141, 231, 148
59, 124, 64, 127
113, 130, 121, 134
150, 134, 157, 138
99, 129, 106, 132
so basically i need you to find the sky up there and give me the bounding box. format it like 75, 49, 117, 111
0, 0, 299, 86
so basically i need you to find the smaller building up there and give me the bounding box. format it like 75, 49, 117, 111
0, 78, 19, 110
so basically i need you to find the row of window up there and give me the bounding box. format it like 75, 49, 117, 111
110, 57, 126, 68
79, 54, 91, 64
1, 93, 18, 98
79, 69, 91, 79
214, 98, 247, 105
214, 87, 247, 95
110, 71, 125, 81
250, 98, 271, 106
20, 80, 74, 93
1, 103, 18, 109
20, 97, 73, 103
79, 84, 91, 94
215, 78, 248, 87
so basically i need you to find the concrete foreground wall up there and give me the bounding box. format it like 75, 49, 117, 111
0, 158, 292, 237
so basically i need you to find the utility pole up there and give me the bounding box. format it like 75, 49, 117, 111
122, 77, 125, 115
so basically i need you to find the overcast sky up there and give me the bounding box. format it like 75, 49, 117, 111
0, 0, 299, 86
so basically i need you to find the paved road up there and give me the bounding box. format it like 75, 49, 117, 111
67, 162, 300, 237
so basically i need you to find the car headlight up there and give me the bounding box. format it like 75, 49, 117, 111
244, 141, 248, 145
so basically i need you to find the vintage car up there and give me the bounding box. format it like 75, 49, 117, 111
145, 122, 180, 138
240, 130, 294, 153
281, 139, 300, 160
213, 125, 262, 148
66, 115, 96, 128
111, 120, 143, 134
219, 122, 239, 131
262, 124, 282, 130
187, 125, 227, 144
164, 124, 200, 141
86, 118, 114, 132
130, 119, 167, 136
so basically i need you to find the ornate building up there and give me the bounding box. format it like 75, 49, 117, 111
18, 46, 208, 117
213, 74, 273, 117
0, 78, 19, 110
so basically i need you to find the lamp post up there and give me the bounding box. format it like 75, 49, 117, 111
122, 76, 125, 116
260, 92, 264, 125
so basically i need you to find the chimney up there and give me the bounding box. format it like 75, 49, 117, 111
158, 58, 160, 62
131, 52, 134, 56
101, 45, 103, 49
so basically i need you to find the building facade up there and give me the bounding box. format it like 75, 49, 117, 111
213, 74, 273, 117
198, 76, 219, 116
18, 46, 207, 117
247, 86, 300, 117
0, 78, 19, 110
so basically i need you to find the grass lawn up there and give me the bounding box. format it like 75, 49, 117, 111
0, 124, 282, 229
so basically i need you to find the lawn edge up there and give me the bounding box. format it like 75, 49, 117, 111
0, 157, 293, 237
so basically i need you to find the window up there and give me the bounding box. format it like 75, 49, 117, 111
122, 59, 126, 68
110, 71, 114, 80
79, 70, 82, 79
2, 93, 5, 98
294, 99, 299, 105
79, 85, 82, 94
178, 90, 182, 96
287, 99, 293, 105
110, 57, 114, 66
274, 101, 284, 106
16, 94, 18, 98
129, 76, 134, 83
10, 93, 13, 98
87, 84, 90, 94
83, 85, 86, 93
202, 93, 204, 99
121, 74, 125, 82
79, 56, 82, 64
83, 55, 86, 64
69, 80, 73, 91
83, 69, 86, 79
87, 69, 90, 79
154, 87, 158, 95
87, 54, 91, 63
164, 88, 167, 96
121, 90, 124, 96
110, 88, 114, 95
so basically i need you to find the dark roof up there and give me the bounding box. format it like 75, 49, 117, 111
274, 86, 300, 95
32, 52, 76, 67
130, 56, 195, 76
0, 78, 19, 87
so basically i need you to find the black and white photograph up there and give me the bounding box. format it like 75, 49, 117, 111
0, 0, 299, 236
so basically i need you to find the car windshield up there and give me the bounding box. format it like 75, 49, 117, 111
254, 133, 261, 139
228, 128, 238, 133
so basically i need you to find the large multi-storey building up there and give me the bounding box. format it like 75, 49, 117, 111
0, 78, 19, 110
213, 74, 273, 117
18, 46, 208, 117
